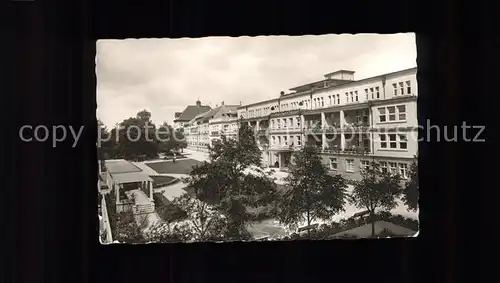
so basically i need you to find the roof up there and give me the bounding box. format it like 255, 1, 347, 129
324, 69, 355, 77
174, 105, 212, 122
111, 172, 153, 184
104, 159, 143, 174
238, 67, 417, 109
289, 78, 351, 92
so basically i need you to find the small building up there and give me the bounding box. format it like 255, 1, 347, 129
104, 159, 154, 213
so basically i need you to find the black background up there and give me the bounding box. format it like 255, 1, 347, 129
5, 0, 498, 282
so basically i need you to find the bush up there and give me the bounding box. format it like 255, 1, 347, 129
373, 212, 419, 231
153, 193, 188, 223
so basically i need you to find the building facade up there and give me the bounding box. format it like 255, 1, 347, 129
177, 67, 418, 182
236, 68, 418, 181
183, 102, 240, 152
173, 100, 212, 130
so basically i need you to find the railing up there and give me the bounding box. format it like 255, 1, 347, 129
210, 131, 220, 136
322, 146, 371, 155
269, 144, 303, 151
269, 127, 302, 133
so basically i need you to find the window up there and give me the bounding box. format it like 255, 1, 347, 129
289, 118, 293, 128
346, 159, 355, 172
389, 134, 397, 148
277, 136, 281, 145
362, 110, 369, 124
406, 81, 412, 94
345, 93, 349, 103
399, 82, 404, 95
356, 111, 361, 124
365, 89, 369, 100
290, 136, 294, 146
393, 83, 398, 95
378, 105, 406, 123
380, 161, 388, 173
350, 92, 354, 102
370, 87, 374, 99
321, 97, 324, 107
272, 136, 276, 145
337, 94, 340, 104
389, 162, 397, 175
296, 117, 301, 128
375, 86, 380, 99
387, 106, 396, 121
284, 136, 288, 146
355, 91, 359, 102
380, 134, 387, 148
329, 95, 332, 106
328, 158, 338, 170
399, 134, 408, 149
399, 163, 408, 179
276, 119, 280, 128
297, 135, 301, 146
397, 105, 406, 120
282, 118, 287, 128
378, 107, 387, 122
361, 160, 370, 171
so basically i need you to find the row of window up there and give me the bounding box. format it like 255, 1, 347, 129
329, 158, 409, 179
270, 117, 301, 129
271, 135, 302, 147
379, 134, 408, 149
393, 81, 412, 96
242, 81, 413, 119
378, 104, 407, 123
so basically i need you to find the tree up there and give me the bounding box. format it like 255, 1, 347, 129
402, 160, 419, 211
116, 110, 159, 160
169, 194, 230, 242
97, 119, 118, 160
275, 145, 348, 237
183, 121, 277, 240
113, 212, 147, 243
350, 161, 403, 237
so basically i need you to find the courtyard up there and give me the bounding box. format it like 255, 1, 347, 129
145, 159, 202, 174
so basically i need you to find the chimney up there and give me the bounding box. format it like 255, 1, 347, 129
196, 100, 201, 107
280, 91, 285, 96
221, 101, 224, 106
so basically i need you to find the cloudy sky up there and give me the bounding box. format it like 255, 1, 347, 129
96, 33, 416, 128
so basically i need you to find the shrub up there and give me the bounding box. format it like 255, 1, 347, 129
153, 193, 188, 223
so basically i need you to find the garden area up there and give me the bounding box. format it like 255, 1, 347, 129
150, 175, 179, 188
153, 193, 188, 223
145, 159, 202, 174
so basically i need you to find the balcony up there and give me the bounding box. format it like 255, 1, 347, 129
322, 146, 371, 155
270, 144, 302, 151
269, 126, 302, 134
210, 131, 220, 137
303, 124, 323, 134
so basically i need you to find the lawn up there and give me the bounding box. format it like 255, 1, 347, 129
150, 175, 178, 188
145, 159, 202, 174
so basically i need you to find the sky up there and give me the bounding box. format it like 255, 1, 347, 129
96, 33, 416, 128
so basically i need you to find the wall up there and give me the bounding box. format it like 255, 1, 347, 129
371, 100, 418, 159
100, 194, 113, 244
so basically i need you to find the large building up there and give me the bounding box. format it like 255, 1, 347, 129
173, 100, 212, 130
177, 67, 418, 181
183, 102, 240, 151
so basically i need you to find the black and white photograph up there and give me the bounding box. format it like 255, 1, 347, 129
96, 33, 419, 244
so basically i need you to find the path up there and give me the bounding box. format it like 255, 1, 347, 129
126, 189, 162, 230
